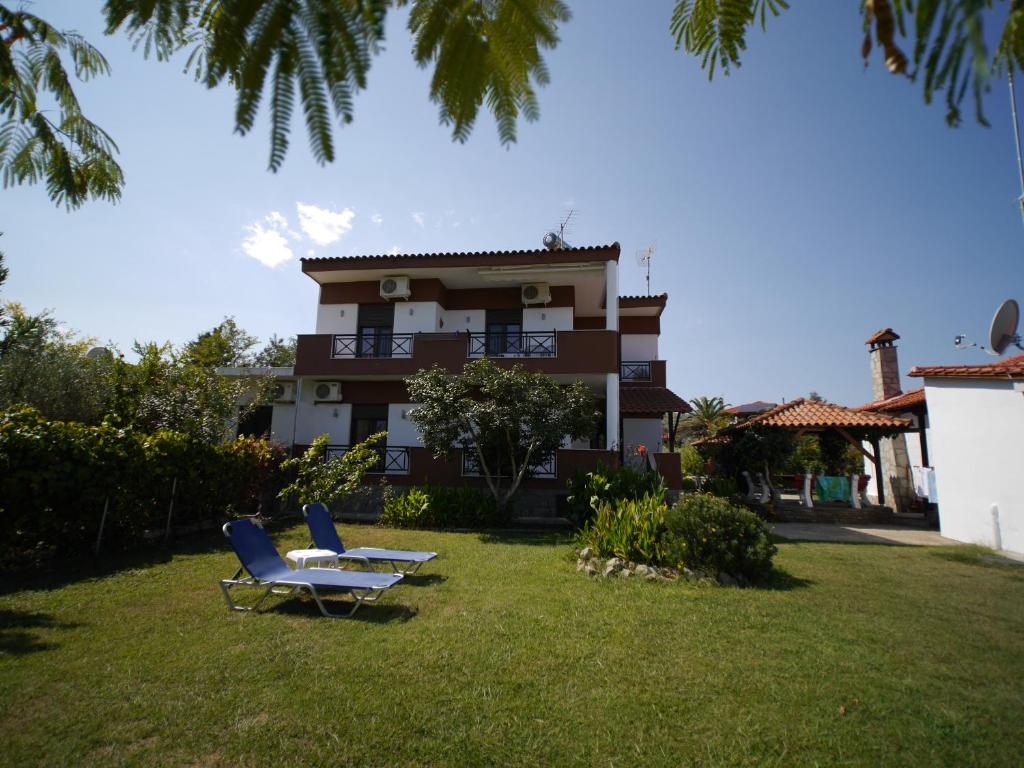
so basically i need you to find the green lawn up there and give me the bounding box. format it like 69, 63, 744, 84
1, 524, 1022, 767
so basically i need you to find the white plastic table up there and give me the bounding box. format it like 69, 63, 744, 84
285, 548, 339, 569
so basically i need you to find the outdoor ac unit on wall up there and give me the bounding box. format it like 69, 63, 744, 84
380, 275, 411, 300
313, 381, 342, 402
521, 282, 551, 305
272, 382, 295, 402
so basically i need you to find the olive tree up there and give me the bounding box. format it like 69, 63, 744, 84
406, 359, 597, 512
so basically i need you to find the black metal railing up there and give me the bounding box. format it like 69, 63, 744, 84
324, 445, 411, 474
461, 450, 557, 478
620, 361, 652, 381
466, 331, 557, 358
331, 333, 414, 359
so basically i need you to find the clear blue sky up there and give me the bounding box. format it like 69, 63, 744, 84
4, 1, 1023, 406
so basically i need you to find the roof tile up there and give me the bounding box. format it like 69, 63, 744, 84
620, 386, 691, 414
856, 388, 925, 413
727, 398, 910, 431
909, 353, 1024, 380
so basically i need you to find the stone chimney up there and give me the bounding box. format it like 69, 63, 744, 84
866, 328, 902, 401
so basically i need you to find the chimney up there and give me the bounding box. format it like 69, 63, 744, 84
866, 328, 902, 401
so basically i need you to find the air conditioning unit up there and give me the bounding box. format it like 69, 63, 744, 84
521, 282, 551, 305
380, 275, 411, 300
272, 382, 295, 402
313, 381, 342, 402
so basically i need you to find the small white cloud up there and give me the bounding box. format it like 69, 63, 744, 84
241, 213, 295, 268
388, 245, 400, 255
371, 213, 383, 226
296, 202, 355, 246
307, 249, 315, 257
411, 211, 425, 228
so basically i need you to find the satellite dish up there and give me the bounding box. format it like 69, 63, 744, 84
85, 346, 113, 362
989, 299, 1021, 355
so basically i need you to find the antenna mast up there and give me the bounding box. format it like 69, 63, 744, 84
559, 209, 575, 245
636, 245, 655, 296
1010, 69, 1024, 224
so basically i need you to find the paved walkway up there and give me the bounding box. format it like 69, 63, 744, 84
771, 523, 956, 547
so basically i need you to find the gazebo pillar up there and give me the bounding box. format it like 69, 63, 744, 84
870, 436, 885, 506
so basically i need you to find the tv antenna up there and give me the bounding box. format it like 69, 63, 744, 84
1010, 70, 1024, 224
558, 208, 575, 244
954, 298, 1023, 355
636, 245, 655, 296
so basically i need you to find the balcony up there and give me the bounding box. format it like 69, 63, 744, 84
467, 331, 556, 358
295, 330, 619, 376
331, 333, 414, 359
620, 361, 652, 381
324, 445, 411, 475
462, 450, 557, 479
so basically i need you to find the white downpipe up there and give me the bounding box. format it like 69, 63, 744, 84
991, 504, 1003, 551
606, 373, 619, 452
605, 260, 618, 331
290, 377, 303, 457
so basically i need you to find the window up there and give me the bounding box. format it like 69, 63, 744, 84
485, 309, 523, 356
357, 304, 395, 357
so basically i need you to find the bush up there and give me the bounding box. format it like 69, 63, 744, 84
0, 406, 288, 568
663, 493, 776, 581
566, 462, 665, 527
380, 484, 503, 529
678, 444, 706, 476
579, 492, 670, 565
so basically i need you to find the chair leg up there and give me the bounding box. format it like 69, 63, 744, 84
308, 586, 374, 619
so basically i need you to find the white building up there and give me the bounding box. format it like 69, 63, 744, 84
909, 354, 1024, 556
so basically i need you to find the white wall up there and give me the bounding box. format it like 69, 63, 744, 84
387, 403, 423, 447
441, 309, 485, 333
925, 378, 1024, 555
294, 381, 351, 444
315, 304, 358, 335
621, 334, 659, 361
392, 301, 441, 334
623, 418, 663, 456
523, 306, 573, 332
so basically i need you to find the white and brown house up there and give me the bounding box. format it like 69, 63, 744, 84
223, 242, 691, 501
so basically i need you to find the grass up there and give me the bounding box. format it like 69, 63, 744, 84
1, 524, 1023, 767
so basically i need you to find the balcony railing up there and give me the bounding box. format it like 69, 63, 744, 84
466, 331, 557, 358
331, 333, 414, 359
462, 450, 557, 479
620, 361, 652, 381
324, 445, 411, 474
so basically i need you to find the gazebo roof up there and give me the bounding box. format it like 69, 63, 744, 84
724, 398, 910, 434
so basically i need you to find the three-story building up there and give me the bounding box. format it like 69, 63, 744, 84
227, 242, 690, 498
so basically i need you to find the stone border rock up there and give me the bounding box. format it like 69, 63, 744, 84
575, 546, 747, 586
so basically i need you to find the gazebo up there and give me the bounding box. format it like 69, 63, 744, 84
712, 398, 912, 505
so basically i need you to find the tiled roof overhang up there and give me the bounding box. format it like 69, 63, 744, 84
722, 398, 911, 435
618, 294, 667, 316
856, 388, 926, 413
620, 386, 692, 415
909, 354, 1024, 380
301, 243, 621, 275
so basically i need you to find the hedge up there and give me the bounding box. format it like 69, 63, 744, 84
0, 407, 287, 568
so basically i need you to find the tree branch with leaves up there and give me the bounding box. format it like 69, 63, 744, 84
406, 359, 596, 512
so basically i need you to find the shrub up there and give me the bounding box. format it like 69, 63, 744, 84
678, 444, 706, 476
663, 493, 776, 581
579, 492, 669, 565
0, 406, 288, 568
566, 462, 665, 527
278, 433, 384, 507
380, 484, 502, 529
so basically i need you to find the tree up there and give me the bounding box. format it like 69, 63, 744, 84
0, 6, 123, 209
8, 2, 1019, 211
179, 317, 258, 368
253, 334, 297, 367
406, 359, 596, 511
672, 0, 1022, 127
681, 395, 730, 440
278, 432, 385, 507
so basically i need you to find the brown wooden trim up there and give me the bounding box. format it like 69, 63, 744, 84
620, 316, 660, 335
574, 316, 605, 330
294, 330, 620, 376
302, 245, 621, 275
444, 285, 575, 310
619, 294, 667, 315
319, 279, 447, 305
835, 426, 875, 462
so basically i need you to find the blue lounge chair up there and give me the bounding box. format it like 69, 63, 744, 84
219, 519, 402, 619
303, 503, 438, 576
